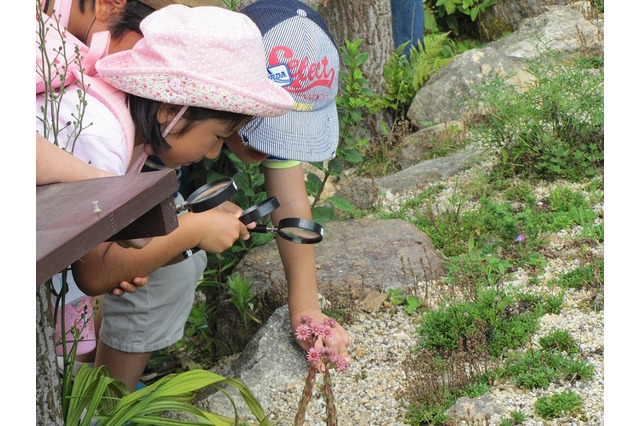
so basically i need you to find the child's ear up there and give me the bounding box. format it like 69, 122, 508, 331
156, 104, 172, 126
156, 104, 183, 127
95, 0, 128, 21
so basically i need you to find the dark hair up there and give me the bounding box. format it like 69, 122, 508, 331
127, 94, 252, 154
77, 0, 153, 40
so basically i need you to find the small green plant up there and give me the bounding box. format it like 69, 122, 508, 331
498, 349, 594, 389
538, 328, 579, 355
168, 299, 215, 371
552, 259, 604, 291
227, 273, 261, 328
388, 288, 422, 314
376, 33, 453, 117
535, 390, 583, 419
500, 410, 527, 425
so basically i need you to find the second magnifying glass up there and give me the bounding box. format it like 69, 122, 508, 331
253, 218, 324, 244
239, 197, 324, 244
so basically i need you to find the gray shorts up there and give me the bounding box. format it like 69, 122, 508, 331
98, 250, 207, 353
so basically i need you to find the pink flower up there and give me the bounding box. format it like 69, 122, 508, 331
306, 348, 321, 363
323, 318, 337, 328
515, 234, 525, 242
295, 325, 311, 342
335, 358, 349, 372
310, 323, 323, 337
319, 325, 333, 339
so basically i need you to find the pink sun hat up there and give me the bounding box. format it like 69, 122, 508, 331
95, 4, 294, 117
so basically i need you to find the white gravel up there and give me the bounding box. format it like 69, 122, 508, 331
260, 163, 604, 425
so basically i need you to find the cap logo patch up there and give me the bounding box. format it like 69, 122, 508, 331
267, 63, 293, 87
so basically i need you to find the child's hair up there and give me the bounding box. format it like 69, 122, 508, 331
127, 94, 251, 154
77, 0, 154, 40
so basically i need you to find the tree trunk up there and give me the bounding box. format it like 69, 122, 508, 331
36, 281, 64, 425
317, 0, 394, 94
317, 0, 395, 144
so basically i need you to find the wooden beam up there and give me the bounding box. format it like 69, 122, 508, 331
36, 169, 179, 285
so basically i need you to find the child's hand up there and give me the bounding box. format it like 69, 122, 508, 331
194, 209, 250, 253
109, 275, 148, 296
291, 310, 351, 369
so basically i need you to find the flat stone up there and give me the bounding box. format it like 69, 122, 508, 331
237, 218, 446, 301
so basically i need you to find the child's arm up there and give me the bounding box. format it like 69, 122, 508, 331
263, 164, 351, 362
36, 131, 112, 184
71, 207, 250, 296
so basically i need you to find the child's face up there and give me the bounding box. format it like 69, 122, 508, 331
151, 118, 248, 169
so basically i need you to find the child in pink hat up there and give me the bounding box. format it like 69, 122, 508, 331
95, 3, 294, 168
37, 1, 294, 391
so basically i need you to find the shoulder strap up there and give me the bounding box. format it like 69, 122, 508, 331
36, 2, 141, 173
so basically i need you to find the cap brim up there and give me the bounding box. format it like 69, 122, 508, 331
240, 103, 339, 162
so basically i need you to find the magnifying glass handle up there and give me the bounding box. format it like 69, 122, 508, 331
252, 224, 278, 233
183, 247, 201, 258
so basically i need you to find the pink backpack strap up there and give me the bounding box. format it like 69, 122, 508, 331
82, 31, 110, 76
79, 74, 137, 170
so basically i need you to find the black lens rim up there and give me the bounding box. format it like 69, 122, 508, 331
239, 196, 280, 225
185, 177, 237, 213
276, 217, 324, 244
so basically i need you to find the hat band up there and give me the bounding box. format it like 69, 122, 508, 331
162, 105, 189, 138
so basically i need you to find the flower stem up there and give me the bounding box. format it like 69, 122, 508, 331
294, 364, 317, 426
323, 369, 337, 426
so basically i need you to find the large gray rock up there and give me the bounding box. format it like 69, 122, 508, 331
196, 306, 308, 421
488, 5, 603, 60
407, 6, 602, 127
236, 218, 446, 300
406, 46, 533, 127
336, 150, 481, 210
476, 0, 572, 41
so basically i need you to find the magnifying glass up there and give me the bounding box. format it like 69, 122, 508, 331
239, 197, 324, 244
175, 177, 237, 213
253, 217, 324, 244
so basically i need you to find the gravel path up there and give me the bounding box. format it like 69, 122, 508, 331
262, 162, 605, 425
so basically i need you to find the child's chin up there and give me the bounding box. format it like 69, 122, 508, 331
247, 150, 269, 163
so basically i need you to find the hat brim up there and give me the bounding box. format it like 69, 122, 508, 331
96, 51, 294, 118
240, 102, 339, 162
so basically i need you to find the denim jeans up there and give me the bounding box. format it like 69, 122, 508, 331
390, 0, 425, 57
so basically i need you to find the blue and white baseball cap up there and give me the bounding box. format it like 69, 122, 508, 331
239, 0, 340, 162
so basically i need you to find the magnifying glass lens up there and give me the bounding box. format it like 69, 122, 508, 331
186, 177, 236, 213
276, 218, 324, 244
192, 182, 228, 202
279, 227, 322, 240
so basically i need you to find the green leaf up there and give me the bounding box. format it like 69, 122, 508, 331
325, 196, 355, 213
312, 206, 335, 223
305, 172, 323, 194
